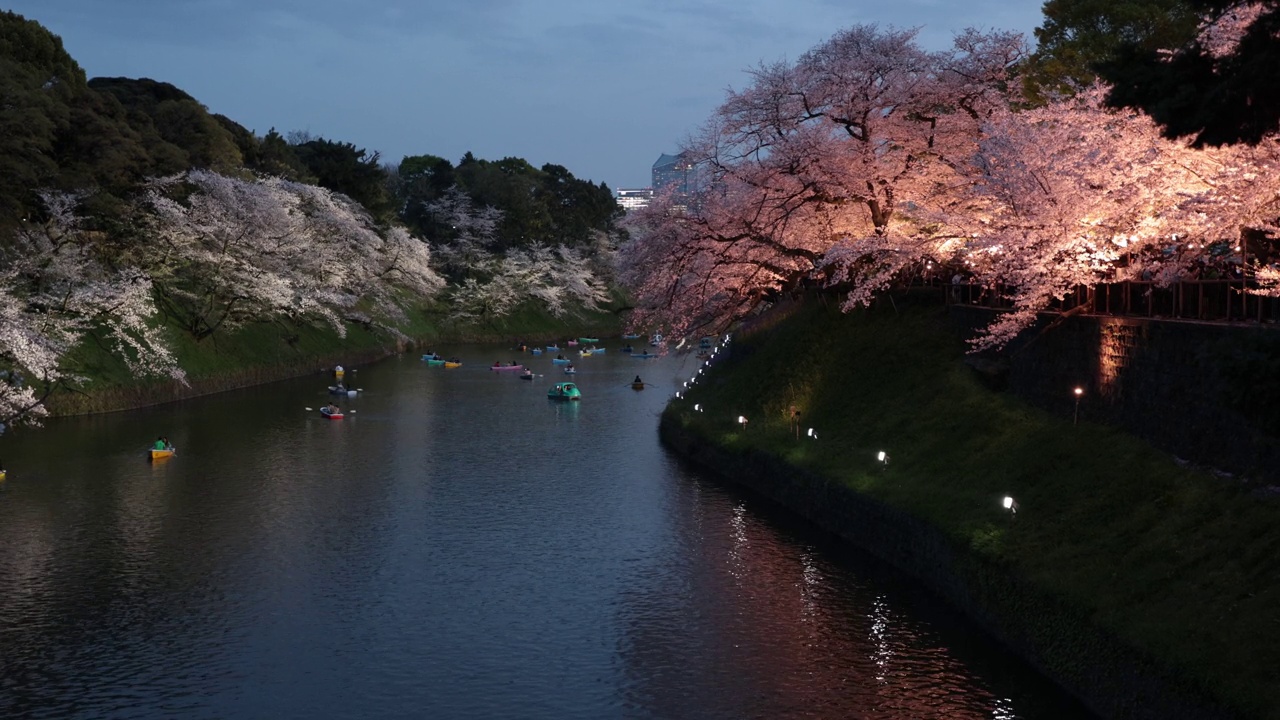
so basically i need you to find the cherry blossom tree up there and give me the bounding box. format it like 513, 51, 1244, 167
621, 25, 1028, 340
447, 242, 612, 323
0, 191, 183, 433
144, 170, 443, 340
957, 87, 1280, 349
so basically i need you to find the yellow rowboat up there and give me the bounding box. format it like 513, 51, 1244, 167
0, 470, 6, 481
444, 361, 462, 368
150, 448, 175, 460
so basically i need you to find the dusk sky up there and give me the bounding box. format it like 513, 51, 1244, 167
8, 0, 1047, 190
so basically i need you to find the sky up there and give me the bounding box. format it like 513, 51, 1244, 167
6, 0, 1048, 190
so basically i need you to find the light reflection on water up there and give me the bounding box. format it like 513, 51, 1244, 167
0, 346, 1091, 719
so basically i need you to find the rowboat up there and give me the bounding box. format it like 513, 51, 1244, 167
545, 345, 559, 351
632, 352, 659, 359
567, 340, 578, 346
520, 371, 535, 381
620, 346, 634, 353
149, 448, 176, 460
548, 382, 581, 401
631, 382, 645, 390
444, 361, 462, 368
579, 349, 593, 357
426, 358, 446, 366
551, 358, 571, 365
0, 469, 5, 481
564, 366, 576, 375
320, 407, 344, 420
621, 333, 641, 340
490, 364, 524, 372
421, 353, 439, 361
530, 348, 543, 355
577, 337, 599, 343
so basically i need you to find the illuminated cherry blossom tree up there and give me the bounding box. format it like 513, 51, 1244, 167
621, 25, 1028, 340
145, 170, 443, 340
0, 191, 183, 432
959, 87, 1280, 348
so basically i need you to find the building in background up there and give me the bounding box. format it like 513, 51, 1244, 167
615, 187, 654, 211
652, 152, 695, 196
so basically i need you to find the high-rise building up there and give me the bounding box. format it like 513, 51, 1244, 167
652, 152, 695, 195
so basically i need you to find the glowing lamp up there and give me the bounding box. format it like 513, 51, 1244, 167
807, 428, 816, 439
737, 415, 748, 426
1003, 496, 1019, 514
1074, 387, 1083, 397
877, 451, 887, 462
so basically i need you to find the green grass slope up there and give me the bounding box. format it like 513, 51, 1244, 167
666, 297, 1280, 719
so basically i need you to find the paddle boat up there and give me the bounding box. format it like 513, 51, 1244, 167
490, 362, 524, 372
545, 345, 559, 351
621, 333, 641, 340
548, 382, 581, 401
520, 369, 535, 381
564, 364, 576, 375
632, 352, 659, 359
444, 360, 462, 368
328, 384, 351, 395
566, 340, 578, 347
320, 406, 344, 420
577, 337, 599, 344
426, 357, 446, 367
551, 357, 571, 365
579, 349, 593, 357
421, 353, 441, 361
530, 348, 543, 355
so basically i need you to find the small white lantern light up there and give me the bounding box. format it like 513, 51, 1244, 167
693, 403, 700, 411
737, 415, 748, 426
807, 428, 816, 439
877, 451, 888, 463
1003, 496, 1019, 514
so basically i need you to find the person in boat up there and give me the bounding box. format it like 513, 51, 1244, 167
325, 403, 340, 414
634, 376, 643, 385
521, 369, 534, 378
556, 354, 565, 360
493, 361, 501, 367
510, 361, 519, 366
153, 436, 168, 451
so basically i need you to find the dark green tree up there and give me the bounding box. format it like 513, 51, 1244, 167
0, 10, 85, 229
89, 77, 243, 175
293, 138, 392, 220
1104, 1, 1280, 146
1022, 0, 1199, 102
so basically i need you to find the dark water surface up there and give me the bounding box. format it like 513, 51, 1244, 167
0, 345, 1091, 719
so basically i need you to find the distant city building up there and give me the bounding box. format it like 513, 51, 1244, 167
615, 187, 654, 211
652, 152, 696, 196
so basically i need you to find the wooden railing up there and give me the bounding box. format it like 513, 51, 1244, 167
944, 279, 1280, 324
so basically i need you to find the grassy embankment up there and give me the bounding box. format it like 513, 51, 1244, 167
49, 296, 625, 416
665, 297, 1279, 719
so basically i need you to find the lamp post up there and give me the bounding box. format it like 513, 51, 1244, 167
1073, 387, 1083, 425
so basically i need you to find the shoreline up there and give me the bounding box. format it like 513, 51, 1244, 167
658, 415, 1240, 719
